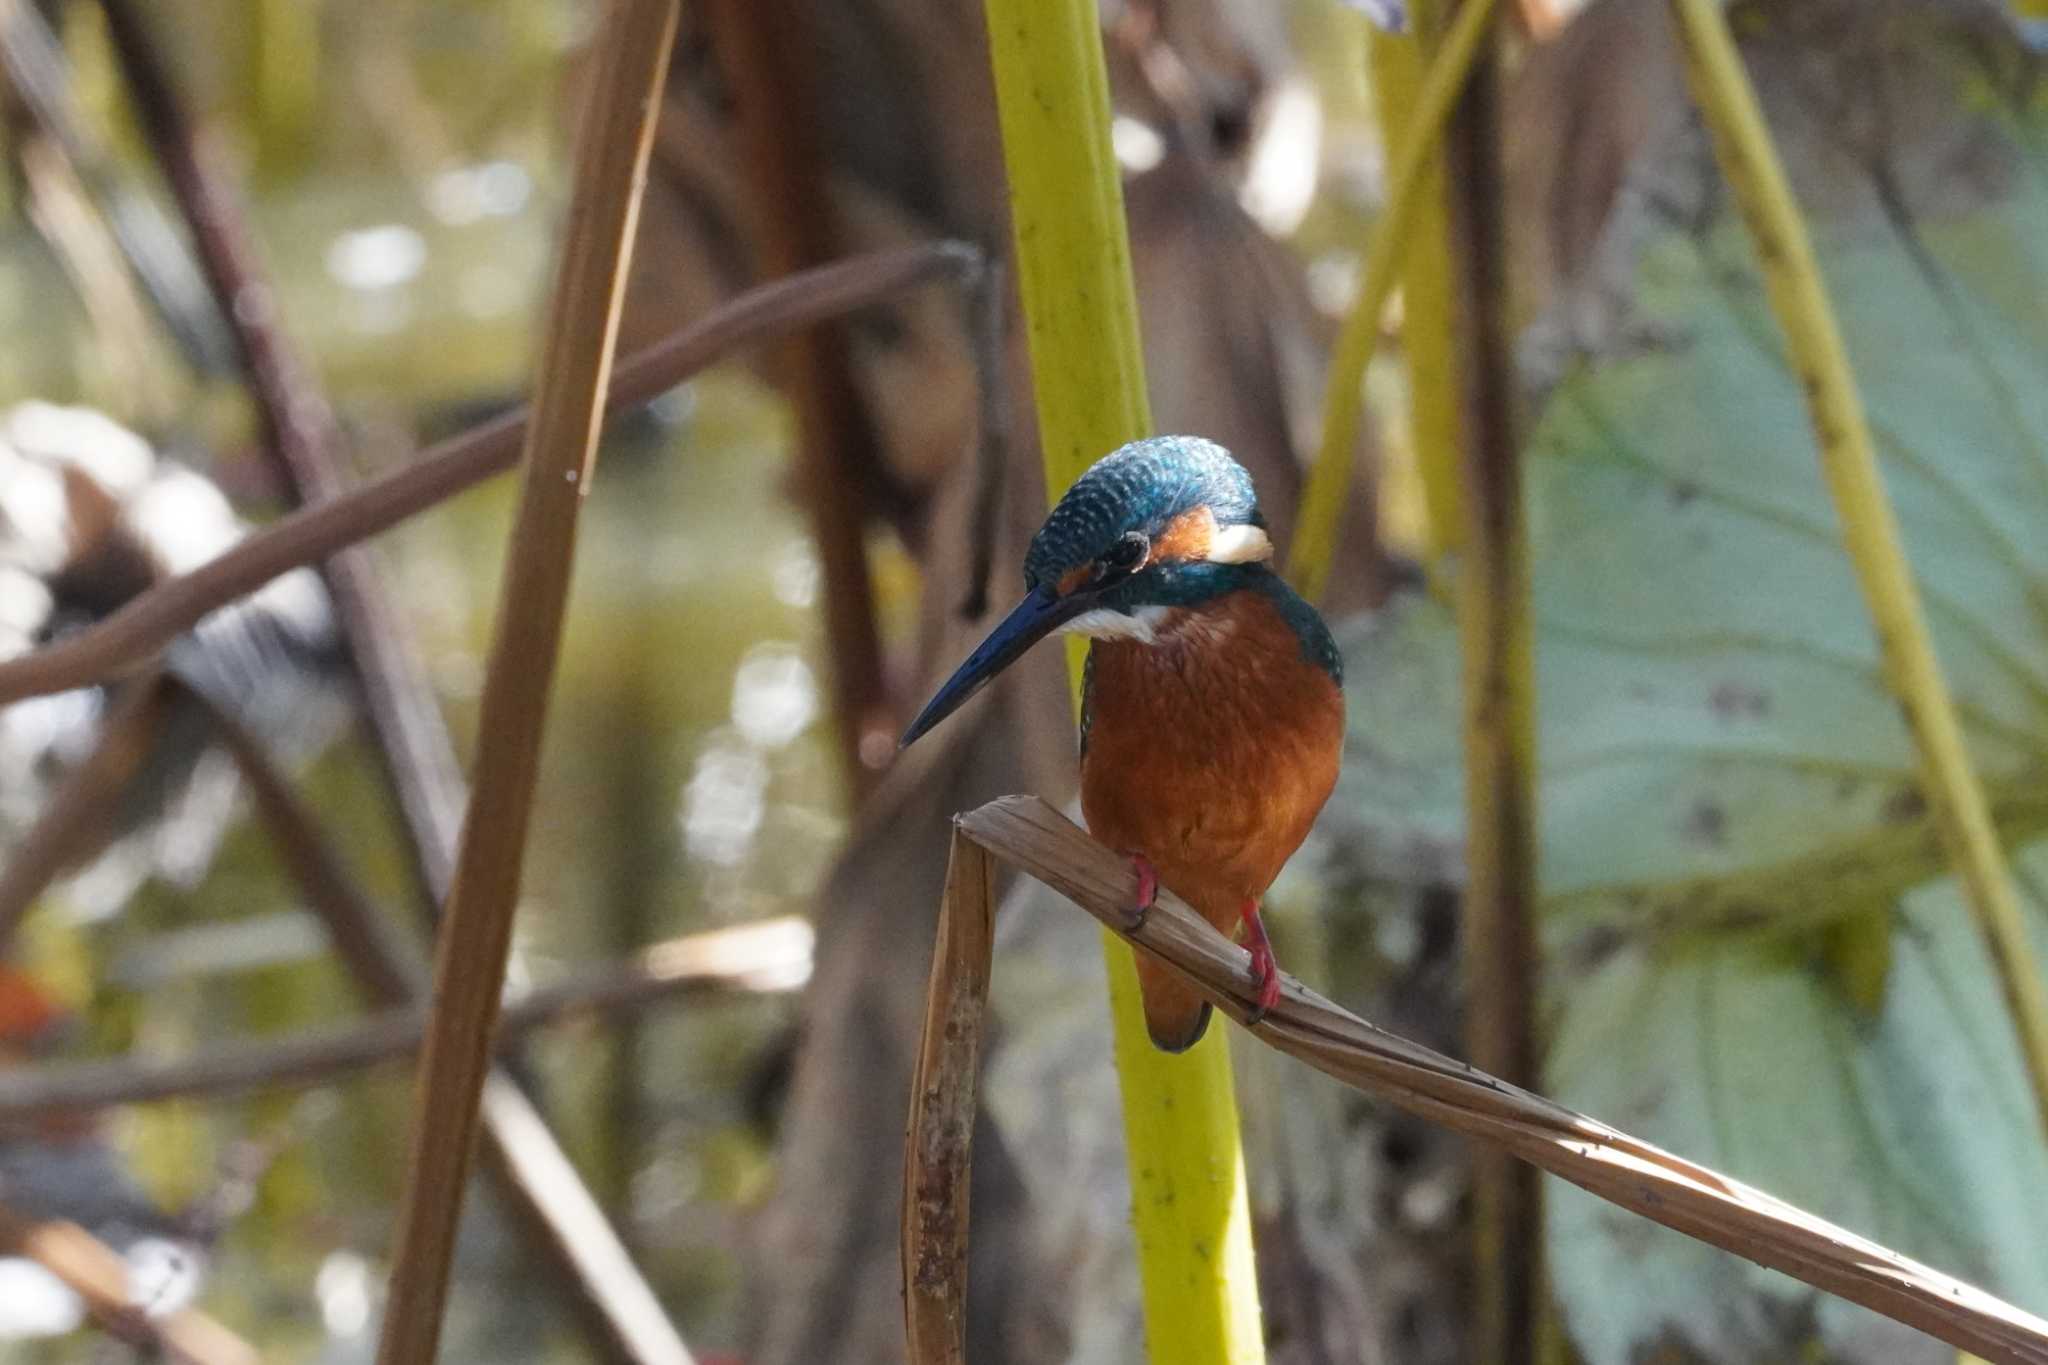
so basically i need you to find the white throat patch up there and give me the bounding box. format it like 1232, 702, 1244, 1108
1207, 523, 1273, 564
1061, 605, 1172, 643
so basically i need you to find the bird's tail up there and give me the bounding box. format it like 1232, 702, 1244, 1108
1135, 949, 1212, 1053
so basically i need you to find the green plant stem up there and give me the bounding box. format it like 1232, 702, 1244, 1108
1286, 0, 1498, 601
1669, 0, 2048, 1144
981, 0, 1264, 1359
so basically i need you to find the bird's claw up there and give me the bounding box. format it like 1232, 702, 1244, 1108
1245, 942, 1282, 1025
1240, 899, 1283, 1026
1127, 853, 1159, 930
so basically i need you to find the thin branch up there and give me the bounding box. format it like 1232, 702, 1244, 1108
0, 918, 810, 1117
101, 0, 469, 912
0, 241, 982, 707
941, 796, 2048, 1365
703, 0, 892, 796
190, 679, 434, 1002
0, 1198, 258, 1365
900, 833, 994, 1365
1668, 0, 2048, 1143
1285, 0, 1499, 601
0, 673, 173, 957
376, 2, 681, 1360
1439, 3, 1539, 1361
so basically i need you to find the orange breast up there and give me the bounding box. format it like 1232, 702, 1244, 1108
1079, 589, 1344, 933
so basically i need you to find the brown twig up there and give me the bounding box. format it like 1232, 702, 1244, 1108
1439, 5, 1540, 1359
0, 1198, 257, 1365
0, 241, 982, 707
0, 673, 173, 957
900, 831, 994, 1365
99, 0, 469, 913
0, 918, 810, 1117
375, 2, 681, 1360
190, 679, 696, 1365
932, 797, 2048, 1365
702, 0, 893, 796
188, 678, 429, 999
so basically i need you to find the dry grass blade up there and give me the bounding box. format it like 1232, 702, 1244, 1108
0, 1198, 257, 1365
703, 0, 892, 797
945, 796, 2048, 1365
901, 833, 996, 1365
1438, 3, 1540, 1358
0, 917, 810, 1117
0, 241, 981, 707
375, 2, 682, 1361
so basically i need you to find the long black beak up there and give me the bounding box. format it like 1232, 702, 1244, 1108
900, 585, 1085, 748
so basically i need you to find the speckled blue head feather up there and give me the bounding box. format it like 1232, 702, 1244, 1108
1023, 435, 1261, 589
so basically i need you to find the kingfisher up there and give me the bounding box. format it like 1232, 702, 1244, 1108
900, 435, 1344, 1051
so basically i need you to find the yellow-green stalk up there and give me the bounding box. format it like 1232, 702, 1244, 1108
1286, 0, 1498, 600
1669, 0, 2048, 1141
981, 0, 1264, 1359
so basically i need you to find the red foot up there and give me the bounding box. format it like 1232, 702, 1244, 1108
1127, 854, 1159, 927
1240, 898, 1283, 1022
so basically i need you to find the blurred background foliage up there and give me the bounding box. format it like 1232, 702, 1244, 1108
4, 0, 2048, 1362
0, 1, 841, 1358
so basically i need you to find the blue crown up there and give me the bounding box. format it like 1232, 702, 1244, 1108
1023, 436, 1263, 589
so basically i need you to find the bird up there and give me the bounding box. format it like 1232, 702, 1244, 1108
900, 435, 1344, 1051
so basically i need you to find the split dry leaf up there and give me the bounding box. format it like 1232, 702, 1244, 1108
906, 796, 2048, 1365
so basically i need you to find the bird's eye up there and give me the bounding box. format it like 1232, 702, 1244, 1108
1100, 533, 1149, 575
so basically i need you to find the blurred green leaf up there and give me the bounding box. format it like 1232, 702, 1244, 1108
1329, 5, 2048, 1359
1549, 859, 2048, 1363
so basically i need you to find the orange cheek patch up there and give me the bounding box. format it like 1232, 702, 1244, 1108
1056, 565, 1093, 595
1149, 505, 1216, 563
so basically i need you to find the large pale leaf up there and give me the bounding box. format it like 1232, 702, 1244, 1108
1548, 853, 2048, 1364
1322, 3, 2048, 1359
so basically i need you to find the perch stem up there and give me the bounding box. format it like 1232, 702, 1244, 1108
942, 795, 2048, 1365
981, 0, 1265, 1357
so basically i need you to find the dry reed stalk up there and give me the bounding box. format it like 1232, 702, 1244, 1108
702, 0, 893, 797
374, 1, 683, 1360
900, 833, 996, 1365
1437, 4, 1540, 1359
